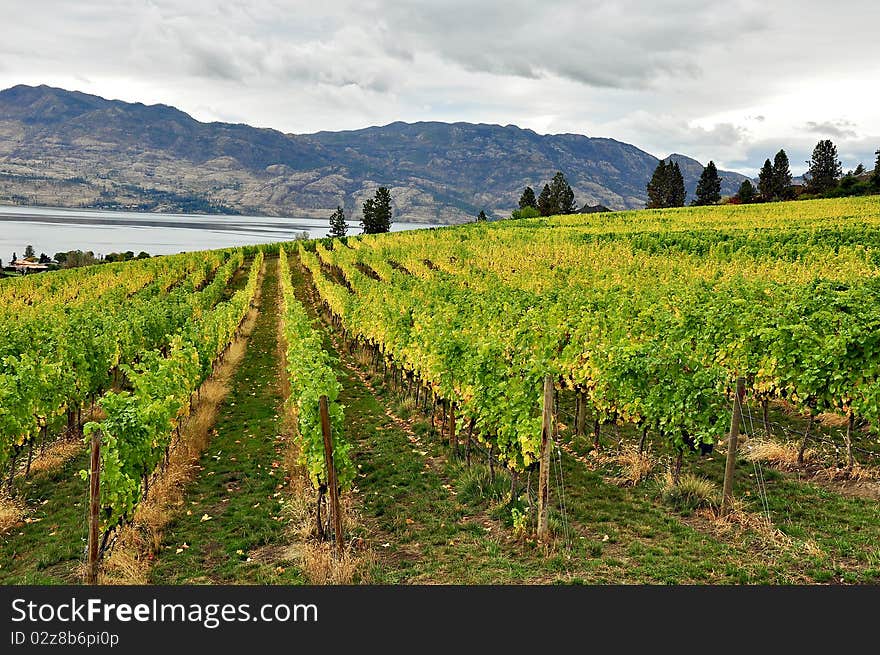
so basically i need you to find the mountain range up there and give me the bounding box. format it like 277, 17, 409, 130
0, 84, 749, 223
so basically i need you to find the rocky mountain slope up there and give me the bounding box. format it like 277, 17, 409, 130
0, 85, 749, 222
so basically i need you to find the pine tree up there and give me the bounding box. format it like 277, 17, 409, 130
693, 160, 721, 205
361, 187, 393, 234
476, 210, 488, 222
24, 244, 35, 259
518, 186, 537, 210
872, 149, 880, 190
758, 159, 775, 201
537, 184, 553, 216
373, 187, 393, 232
328, 205, 348, 238
737, 179, 756, 203
546, 171, 577, 214
646, 161, 669, 209
806, 139, 842, 194
772, 149, 792, 200
558, 181, 577, 214
669, 162, 686, 207
361, 197, 376, 233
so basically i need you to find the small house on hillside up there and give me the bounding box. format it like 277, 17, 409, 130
13, 258, 50, 274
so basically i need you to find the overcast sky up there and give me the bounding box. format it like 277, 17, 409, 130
1, 0, 878, 175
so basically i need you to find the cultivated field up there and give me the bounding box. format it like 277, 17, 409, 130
2, 196, 880, 584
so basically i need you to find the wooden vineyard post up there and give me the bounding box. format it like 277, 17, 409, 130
721, 377, 745, 517
576, 391, 586, 439
319, 396, 344, 557
86, 428, 101, 585
537, 375, 554, 543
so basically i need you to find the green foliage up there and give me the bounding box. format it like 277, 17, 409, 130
537, 172, 578, 216
772, 149, 793, 200
872, 149, 880, 190
693, 160, 721, 206
328, 205, 348, 238
758, 158, 774, 201
80, 250, 262, 536
0, 248, 247, 483
806, 139, 842, 194
511, 206, 541, 220
476, 210, 488, 222
361, 187, 393, 234
278, 247, 354, 492
737, 179, 756, 203
518, 186, 537, 210
647, 161, 685, 208
537, 183, 553, 216
548, 171, 578, 215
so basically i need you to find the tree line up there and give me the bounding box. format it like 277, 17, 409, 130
327, 186, 394, 238
647, 139, 880, 209
324, 140, 880, 234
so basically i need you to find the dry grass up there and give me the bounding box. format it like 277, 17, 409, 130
701, 498, 824, 559
742, 437, 815, 470
0, 496, 26, 534
352, 346, 373, 369
607, 444, 657, 487
99, 265, 264, 584
24, 439, 84, 478
815, 461, 880, 482
660, 469, 720, 511
278, 402, 373, 584
818, 411, 849, 428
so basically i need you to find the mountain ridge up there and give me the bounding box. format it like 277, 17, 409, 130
0, 84, 749, 222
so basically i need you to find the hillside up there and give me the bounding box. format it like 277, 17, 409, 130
3, 197, 880, 587
0, 84, 748, 222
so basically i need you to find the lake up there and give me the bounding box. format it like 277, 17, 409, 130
0, 205, 444, 260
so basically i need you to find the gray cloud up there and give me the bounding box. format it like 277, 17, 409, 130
804, 120, 858, 140
0, 0, 878, 178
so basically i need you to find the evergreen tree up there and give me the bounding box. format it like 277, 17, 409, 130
476, 210, 488, 222
872, 149, 880, 190
547, 171, 577, 214
24, 244, 35, 259
537, 184, 553, 216
361, 197, 376, 232
361, 187, 393, 234
373, 187, 392, 232
853, 163, 866, 176
772, 149, 792, 200
693, 160, 721, 205
758, 159, 775, 201
669, 162, 686, 207
646, 160, 685, 208
806, 139, 842, 194
11, 252, 17, 264
646, 161, 669, 209
737, 179, 756, 203
518, 186, 537, 210
328, 205, 348, 238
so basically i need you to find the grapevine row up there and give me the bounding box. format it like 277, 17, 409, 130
84, 251, 264, 537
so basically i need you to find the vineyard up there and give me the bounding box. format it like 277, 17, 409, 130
2, 196, 880, 584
